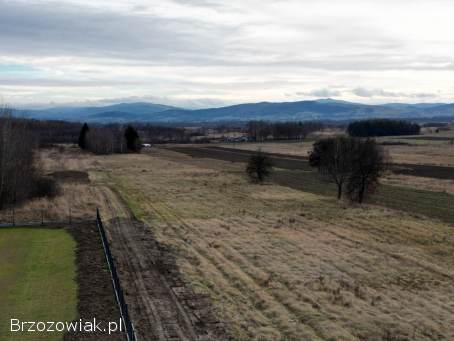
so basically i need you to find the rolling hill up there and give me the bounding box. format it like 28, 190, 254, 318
13, 99, 454, 123
14, 102, 178, 122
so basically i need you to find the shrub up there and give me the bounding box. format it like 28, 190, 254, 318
31, 176, 59, 199
246, 151, 273, 184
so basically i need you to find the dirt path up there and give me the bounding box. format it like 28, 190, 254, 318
98, 187, 224, 341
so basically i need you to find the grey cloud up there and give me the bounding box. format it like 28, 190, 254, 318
1, 1, 453, 71
352, 87, 387, 97
170, 0, 224, 8
411, 92, 438, 98
2, 0, 454, 106
296, 88, 341, 97
0, 1, 236, 64
0, 76, 141, 87
352, 87, 437, 99
255, 54, 454, 72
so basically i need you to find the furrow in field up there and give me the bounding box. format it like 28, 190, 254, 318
142, 199, 356, 340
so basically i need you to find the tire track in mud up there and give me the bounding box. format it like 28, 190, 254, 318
97, 187, 225, 341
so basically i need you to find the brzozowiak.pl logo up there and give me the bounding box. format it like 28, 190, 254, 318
10, 318, 123, 335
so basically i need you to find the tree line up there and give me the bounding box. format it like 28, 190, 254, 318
0, 107, 58, 209
22, 119, 83, 146
10, 120, 190, 147
347, 119, 420, 137
135, 124, 189, 143
246, 121, 324, 141
78, 123, 142, 154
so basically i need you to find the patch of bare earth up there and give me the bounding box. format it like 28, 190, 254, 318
98, 188, 225, 340
64, 222, 124, 340
49, 170, 90, 184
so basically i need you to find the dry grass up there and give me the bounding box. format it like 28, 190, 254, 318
6, 146, 454, 340
217, 141, 314, 157
380, 142, 454, 166
0, 146, 124, 223
383, 174, 454, 194
101, 149, 454, 340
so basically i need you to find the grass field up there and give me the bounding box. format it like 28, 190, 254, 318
0, 228, 77, 340
167, 145, 454, 225
99, 149, 454, 340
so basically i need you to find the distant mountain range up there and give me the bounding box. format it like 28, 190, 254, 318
12, 99, 454, 123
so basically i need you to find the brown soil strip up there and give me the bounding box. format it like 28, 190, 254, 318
64, 222, 125, 341
166, 146, 312, 171
49, 171, 90, 184
391, 163, 454, 179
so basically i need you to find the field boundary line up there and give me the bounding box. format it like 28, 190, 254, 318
96, 208, 138, 341
0, 219, 92, 229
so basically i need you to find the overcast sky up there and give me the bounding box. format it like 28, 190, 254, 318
1, 0, 454, 108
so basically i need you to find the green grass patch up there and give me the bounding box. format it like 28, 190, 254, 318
0, 228, 77, 340
107, 173, 147, 220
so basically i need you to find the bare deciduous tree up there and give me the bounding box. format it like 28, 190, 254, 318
309, 137, 354, 199
0, 105, 56, 209
84, 126, 126, 154
246, 121, 324, 141
346, 138, 388, 203
309, 136, 388, 203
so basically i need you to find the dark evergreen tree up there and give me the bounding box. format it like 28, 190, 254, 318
78, 123, 89, 149
124, 125, 141, 152
246, 151, 273, 184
